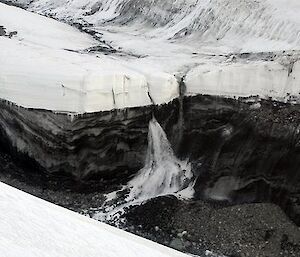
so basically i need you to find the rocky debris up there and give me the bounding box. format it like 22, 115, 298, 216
0, 0, 26, 8
85, 44, 117, 54
0, 25, 17, 38
124, 196, 300, 257
0, 25, 5, 36
2, 153, 298, 257
170, 238, 185, 251
0, 152, 106, 213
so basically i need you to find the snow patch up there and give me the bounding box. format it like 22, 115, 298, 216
0, 182, 190, 257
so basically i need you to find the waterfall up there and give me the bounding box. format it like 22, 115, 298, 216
126, 117, 193, 202
92, 117, 194, 223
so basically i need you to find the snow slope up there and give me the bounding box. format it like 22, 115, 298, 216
25, 0, 300, 52
1, 1, 300, 113
0, 3, 178, 113
0, 182, 189, 257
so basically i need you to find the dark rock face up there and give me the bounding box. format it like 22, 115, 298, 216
180, 96, 300, 225
0, 95, 299, 225
0, 100, 179, 180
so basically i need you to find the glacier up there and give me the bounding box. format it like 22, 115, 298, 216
0, 0, 299, 187
1, 0, 300, 113
1, 1, 300, 256
0, 2, 178, 113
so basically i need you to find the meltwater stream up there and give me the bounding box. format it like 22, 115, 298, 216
92, 118, 194, 224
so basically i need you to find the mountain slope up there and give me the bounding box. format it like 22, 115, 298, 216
22, 0, 300, 52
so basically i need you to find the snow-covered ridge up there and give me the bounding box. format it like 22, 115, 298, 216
0, 182, 189, 257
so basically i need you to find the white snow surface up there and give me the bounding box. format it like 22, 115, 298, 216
0, 182, 189, 257
1, 0, 300, 113
26, 0, 300, 52
0, 3, 178, 113
185, 60, 300, 102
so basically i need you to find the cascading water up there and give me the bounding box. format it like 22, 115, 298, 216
126, 117, 193, 202
92, 117, 194, 224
